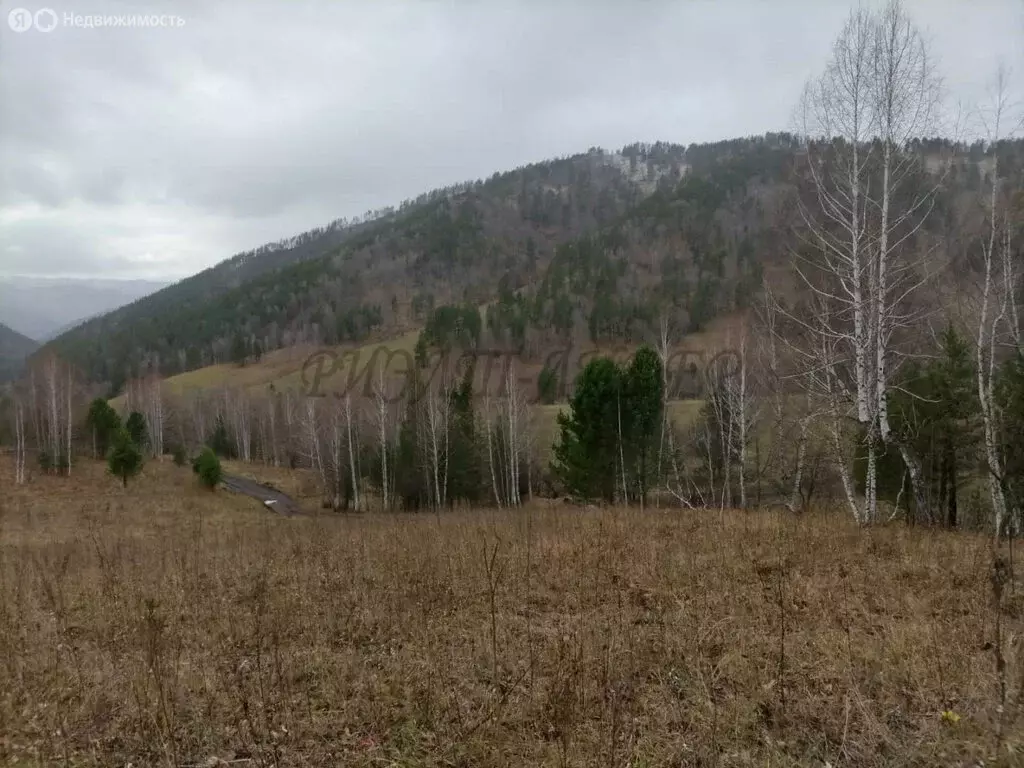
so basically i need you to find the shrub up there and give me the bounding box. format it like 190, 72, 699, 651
192, 447, 223, 490
37, 451, 69, 475
171, 445, 187, 467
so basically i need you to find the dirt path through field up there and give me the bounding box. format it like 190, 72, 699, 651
222, 474, 303, 515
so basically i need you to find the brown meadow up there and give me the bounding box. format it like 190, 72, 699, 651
1, 459, 1022, 766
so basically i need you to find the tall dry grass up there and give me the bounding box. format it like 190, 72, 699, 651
1, 459, 1023, 766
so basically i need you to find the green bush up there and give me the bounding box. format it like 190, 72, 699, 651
38, 451, 69, 475
192, 447, 223, 490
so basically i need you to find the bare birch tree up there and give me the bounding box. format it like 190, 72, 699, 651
143, 374, 165, 459
421, 386, 450, 510
503, 360, 529, 506
793, 0, 941, 522
30, 353, 74, 475
344, 393, 361, 511
229, 390, 252, 462
480, 359, 530, 508
267, 391, 280, 467
975, 65, 1020, 536
303, 397, 325, 490
729, 327, 754, 509
14, 395, 26, 485
373, 365, 391, 510
327, 397, 344, 509
482, 391, 500, 507
65, 364, 72, 475
46, 355, 61, 469
655, 314, 673, 507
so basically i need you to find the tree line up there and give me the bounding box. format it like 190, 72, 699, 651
2, 1, 1022, 535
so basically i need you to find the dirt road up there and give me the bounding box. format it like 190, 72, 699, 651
222, 475, 303, 516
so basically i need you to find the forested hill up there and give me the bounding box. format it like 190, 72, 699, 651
45, 134, 1024, 392
46, 141, 689, 389
0, 322, 38, 382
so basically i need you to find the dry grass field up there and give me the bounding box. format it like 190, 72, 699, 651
2, 459, 1024, 766
111, 312, 747, 413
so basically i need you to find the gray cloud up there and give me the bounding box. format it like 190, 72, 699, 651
1, 0, 1021, 279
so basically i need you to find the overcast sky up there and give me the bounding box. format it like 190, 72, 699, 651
1, 0, 1021, 281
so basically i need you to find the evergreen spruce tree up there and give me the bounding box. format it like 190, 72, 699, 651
107, 428, 144, 488
86, 398, 122, 457
998, 353, 1024, 527
447, 361, 481, 504
125, 411, 148, 451
207, 415, 235, 458
395, 370, 426, 510
861, 324, 979, 525
623, 345, 664, 502
537, 366, 559, 404
552, 357, 622, 502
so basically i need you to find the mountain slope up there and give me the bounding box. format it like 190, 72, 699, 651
47, 143, 690, 388
0, 322, 38, 382
45, 135, 1024, 393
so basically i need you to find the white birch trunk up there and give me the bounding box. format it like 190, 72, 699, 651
345, 393, 360, 511
14, 398, 26, 485
484, 396, 502, 507
736, 331, 748, 510
65, 365, 72, 476
375, 368, 390, 511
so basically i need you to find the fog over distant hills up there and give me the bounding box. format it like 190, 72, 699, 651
0, 277, 167, 341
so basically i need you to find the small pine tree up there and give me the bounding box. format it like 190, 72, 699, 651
126, 411, 148, 450
998, 353, 1024, 521
552, 357, 622, 502
107, 429, 144, 488
537, 366, 559, 404
192, 447, 223, 490
447, 361, 481, 504
86, 398, 122, 457
231, 332, 249, 366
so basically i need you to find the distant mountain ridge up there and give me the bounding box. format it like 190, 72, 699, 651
0, 277, 167, 340
0, 321, 38, 382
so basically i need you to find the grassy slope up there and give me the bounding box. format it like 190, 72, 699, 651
112, 314, 752, 460
1, 456, 1017, 765
140, 309, 749, 397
